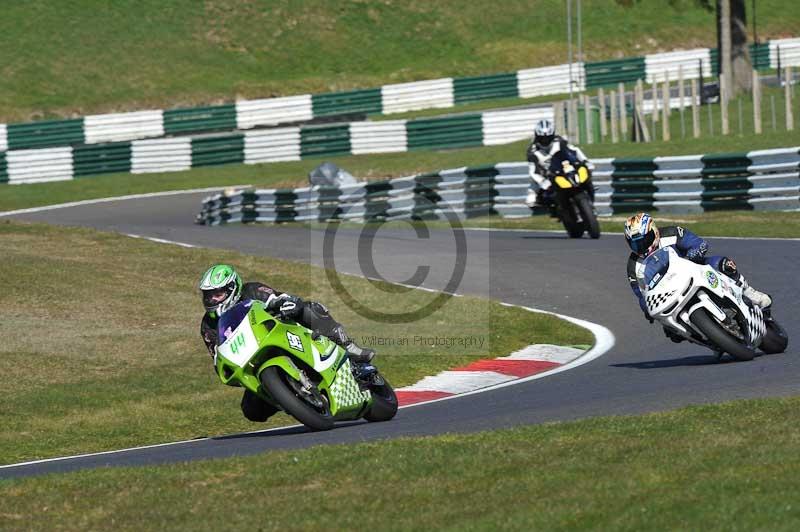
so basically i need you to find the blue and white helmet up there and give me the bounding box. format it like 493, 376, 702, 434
624, 213, 661, 257
533, 119, 556, 149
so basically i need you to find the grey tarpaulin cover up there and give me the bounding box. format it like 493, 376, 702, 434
308, 162, 358, 187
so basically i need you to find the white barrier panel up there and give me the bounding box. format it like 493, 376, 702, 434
517, 63, 584, 98
747, 148, 800, 172
770, 38, 800, 68
131, 137, 192, 174
482, 107, 554, 145
0, 124, 7, 152
381, 78, 454, 114
7, 147, 73, 184
236, 95, 313, 130
652, 155, 704, 179
84, 110, 165, 144
349, 120, 408, 154
243, 127, 301, 164
645, 48, 711, 83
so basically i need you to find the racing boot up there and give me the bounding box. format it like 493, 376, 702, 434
345, 342, 380, 388
325, 325, 378, 385
738, 276, 773, 310
720, 259, 772, 310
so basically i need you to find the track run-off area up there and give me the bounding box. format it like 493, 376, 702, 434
1, 189, 798, 478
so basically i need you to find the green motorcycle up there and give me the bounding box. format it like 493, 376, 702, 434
215, 300, 398, 431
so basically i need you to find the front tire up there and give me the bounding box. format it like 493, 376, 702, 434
690, 308, 755, 361
260, 367, 334, 431
364, 378, 398, 422
760, 318, 789, 354
559, 196, 584, 238
576, 193, 601, 239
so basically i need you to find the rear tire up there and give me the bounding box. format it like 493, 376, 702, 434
760, 318, 789, 354
364, 378, 398, 422
261, 367, 334, 431
576, 193, 601, 239
690, 308, 755, 361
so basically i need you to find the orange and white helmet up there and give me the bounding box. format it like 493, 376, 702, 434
624, 213, 660, 257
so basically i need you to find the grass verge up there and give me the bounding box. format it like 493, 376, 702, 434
0, 220, 591, 465
2, 0, 798, 121
454, 210, 800, 239
3, 396, 800, 530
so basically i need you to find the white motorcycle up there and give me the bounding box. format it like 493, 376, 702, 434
640, 247, 788, 361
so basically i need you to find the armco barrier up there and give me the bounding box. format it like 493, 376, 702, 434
195, 148, 799, 225
2, 37, 797, 154
0, 107, 553, 184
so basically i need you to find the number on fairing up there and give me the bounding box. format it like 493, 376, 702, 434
218, 319, 259, 367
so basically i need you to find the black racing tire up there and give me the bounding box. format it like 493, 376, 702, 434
261, 366, 334, 431
690, 308, 755, 361
561, 205, 585, 238
760, 318, 789, 354
557, 194, 584, 238
576, 193, 601, 239
364, 378, 398, 422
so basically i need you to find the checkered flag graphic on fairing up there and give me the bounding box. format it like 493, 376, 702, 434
646, 291, 676, 312
745, 304, 768, 343
329, 359, 371, 409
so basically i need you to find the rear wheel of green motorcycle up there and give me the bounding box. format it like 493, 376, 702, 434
690, 308, 755, 361
364, 378, 398, 422
576, 193, 601, 239
261, 367, 334, 431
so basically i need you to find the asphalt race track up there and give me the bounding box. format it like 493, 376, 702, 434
2, 191, 798, 479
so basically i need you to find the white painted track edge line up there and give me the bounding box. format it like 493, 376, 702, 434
0, 185, 252, 217
0, 209, 615, 472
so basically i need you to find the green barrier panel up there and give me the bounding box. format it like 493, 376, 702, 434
611, 158, 658, 178
191, 134, 245, 167
6, 119, 84, 150
72, 142, 132, 176
412, 173, 443, 218
700, 153, 752, 176
312, 88, 382, 117
709, 48, 719, 76
585, 57, 646, 88
300, 124, 351, 158
407, 114, 483, 150
453, 73, 519, 105
164, 104, 237, 135
701, 198, 754, 211
0, 152, 7, 182
751, 42, 771, 71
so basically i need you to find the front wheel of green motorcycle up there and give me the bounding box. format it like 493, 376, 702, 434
260, 367, 334, 431
364, 378, 398, 422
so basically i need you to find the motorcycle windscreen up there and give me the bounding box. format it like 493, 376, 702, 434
643, 248, 671, 290
217, 300, 254, 344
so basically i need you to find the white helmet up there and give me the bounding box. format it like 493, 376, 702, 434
533, 119, 556, 149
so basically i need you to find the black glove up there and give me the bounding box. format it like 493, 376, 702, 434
643, 310, 654, 324
269, 294, 303, 319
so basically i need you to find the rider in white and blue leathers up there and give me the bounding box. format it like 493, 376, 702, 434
623, 213, 772, 341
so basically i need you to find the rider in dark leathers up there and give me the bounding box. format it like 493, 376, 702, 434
198, 265, 375, 422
